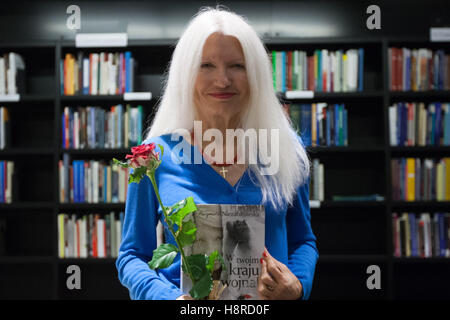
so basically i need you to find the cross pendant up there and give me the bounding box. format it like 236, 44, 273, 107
219, 167, 228, 178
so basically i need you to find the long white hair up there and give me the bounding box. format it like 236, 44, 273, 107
144, 6, 310, 210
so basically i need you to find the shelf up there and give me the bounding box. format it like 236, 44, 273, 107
0, 202, 54, 210
307, 145, 385, 153
392, 257, 450, 263
311, 200, 386, 208
278, 90, 384, 100
61, 148, 131, 156
389, 90, 450, 99
318, 254, 388, 263
60, 93, 153, 102
390, 146, 450, 154
390, 201, 450, 208
59, 203, 125, 210
57, 257, 117, 264
0, 148, 55, 156
0, 94, 55, 102
0, 256, 54, 263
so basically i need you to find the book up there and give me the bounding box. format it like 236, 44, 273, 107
181, 204, 265, 300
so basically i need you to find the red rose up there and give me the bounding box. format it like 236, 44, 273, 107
125, 143, 160, 169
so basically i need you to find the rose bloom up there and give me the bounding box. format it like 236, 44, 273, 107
125, 143, 159, 169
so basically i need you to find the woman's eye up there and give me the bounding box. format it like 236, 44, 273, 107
233, 64, 245, 69
201, 63, 213, 68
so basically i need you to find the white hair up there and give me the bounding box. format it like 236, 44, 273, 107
144, 6, 310, 210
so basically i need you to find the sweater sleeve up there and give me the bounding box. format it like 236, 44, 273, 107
286, 178, 319, 300
115, 173, 184, 300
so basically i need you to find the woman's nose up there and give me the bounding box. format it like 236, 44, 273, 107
214, 68, 231, 87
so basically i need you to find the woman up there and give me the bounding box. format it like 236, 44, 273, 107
116, 6, 318, 300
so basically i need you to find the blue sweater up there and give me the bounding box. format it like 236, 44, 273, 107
116, 133, 319, 300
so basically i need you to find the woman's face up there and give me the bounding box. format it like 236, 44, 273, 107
194, 32, 250, 124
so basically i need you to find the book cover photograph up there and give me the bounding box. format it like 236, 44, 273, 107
181, 204, 265, 300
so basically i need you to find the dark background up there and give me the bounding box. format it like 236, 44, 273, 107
0, 0, 449, 42
0, 0, 449, 301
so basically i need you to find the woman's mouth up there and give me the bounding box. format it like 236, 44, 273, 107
209, 93, 236, 99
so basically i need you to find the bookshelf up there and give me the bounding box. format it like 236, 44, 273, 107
0, 36, 449, 300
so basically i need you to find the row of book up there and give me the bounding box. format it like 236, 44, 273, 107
0, 52, 25, 95
61, 51, 137, 96
0, 107, 11, 149
391, 157, 450, 201
271, 49, 364, 93
59, 155, 130, 203
393, 212, 450, 258
389, 102, 450, 146
62, 104, 144, 149
0, 161, 14, 203
389, 48, 450, 91
310, 159, 324, 201
57, 212, 124, 258
285, 103, 348, 147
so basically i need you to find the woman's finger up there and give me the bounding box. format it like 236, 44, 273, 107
264, 254, 283, 282
259, 260, 277, 288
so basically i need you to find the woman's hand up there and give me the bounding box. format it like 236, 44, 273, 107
176, 294, 194, 300
257, 248, 303, 300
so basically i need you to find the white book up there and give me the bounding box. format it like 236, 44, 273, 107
318, 163, 324, 201
0, 107, 4, 149
422, 213, 431, 257
118, 166, 125, 203
109, 212, 116, 258
97, 218, 106, 258
389, 105, 397, 146
6, 161, 13, 203
302, 51, 307, 91
83, 58, 89, 94
74, 111, 79, 149
0, 58, 5, 95
346, 49, 358, 92
115, 220, 122, 257
321, 49, 328, 92
313, 159, 319, 200
107, 166, 112, 203
58, 214, 65, 258
124, 108, 129, 148
91, 53, 99, 95
79, 217, 85, 258
108, 53, 116, 94
335, 50, 342, 92
93, 160, 99, 203
329, 51, 335, 92
342, 51, 348, 92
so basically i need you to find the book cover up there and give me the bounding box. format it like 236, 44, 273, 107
181, 204, 265, 300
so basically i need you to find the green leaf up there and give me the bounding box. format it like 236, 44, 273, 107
167, 196, 197, 227
148, 243, 179, 269
206, 250, 218, 273
112, 158, 129, 168
177, 220, 197, 248
189, 272, 213, 300
157, 143, 164, 158
206, 250, 226, 273
185, 254, 208, 280
185, 253, 212, 299
128, 166, 148, 184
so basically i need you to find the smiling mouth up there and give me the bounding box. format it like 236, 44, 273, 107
209, 93, 236, 99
